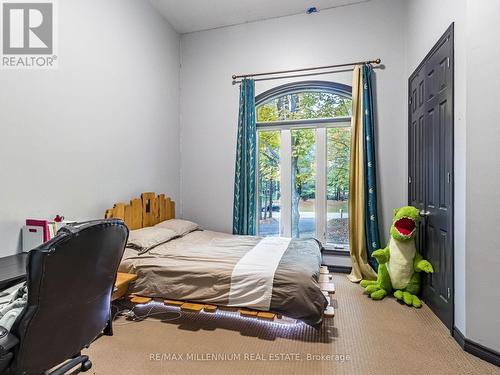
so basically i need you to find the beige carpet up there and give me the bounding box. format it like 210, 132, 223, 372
81, 274, 500, 375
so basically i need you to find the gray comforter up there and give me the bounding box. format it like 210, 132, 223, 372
119, 230, 327, 326
0, 282, 27, 330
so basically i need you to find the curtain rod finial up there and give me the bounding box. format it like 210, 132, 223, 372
232, 74, 237, 79
375, 58, 381, 64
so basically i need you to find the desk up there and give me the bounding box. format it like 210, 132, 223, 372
0, 253, 27, 289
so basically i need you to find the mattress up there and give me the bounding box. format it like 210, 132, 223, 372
119, 230, 327, 326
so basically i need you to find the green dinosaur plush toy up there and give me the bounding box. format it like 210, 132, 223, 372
360, 206, 434, 308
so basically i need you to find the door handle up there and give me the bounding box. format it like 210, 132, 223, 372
419, 210, 430, 217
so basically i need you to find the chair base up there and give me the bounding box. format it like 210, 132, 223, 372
0, 352, 13, 374
49, 355, 92, 375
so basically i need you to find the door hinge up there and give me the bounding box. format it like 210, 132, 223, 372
409, 97, 412, 105
447, 172, 451, 184
447, 57, 450, 68
447, 288, 451, 299
409, 176, 412, 184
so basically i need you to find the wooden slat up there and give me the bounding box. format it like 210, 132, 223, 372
171, 201, 176, 219
165, 198, 172, 220
158, 194, 167, 222
180, 303, 205, 312
165, 198, 175, 219
240, 309, 259, 318
130, 198, 143, 230
164, 299, 184, 307
104, 209, 113, 219
153, 195, 160, 224
112, 203, 126, 221
142, 192, 157, 227
130, 295, 152, 304
124, 204, 133, 228
203, 304, 217, 313
257, 312, 276, 320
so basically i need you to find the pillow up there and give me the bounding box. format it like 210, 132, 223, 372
127, 227, 177, 254
154, 219, 200, 237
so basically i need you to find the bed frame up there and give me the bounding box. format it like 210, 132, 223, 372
105, 192, 335, 323
104, 192, 175, 229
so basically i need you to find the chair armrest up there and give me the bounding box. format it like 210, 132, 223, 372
0, 326, 19, 356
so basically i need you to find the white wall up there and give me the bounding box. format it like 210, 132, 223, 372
0, 0, 495, 355
0, 0, 180, 256
179, 0, 408, 243
405, 0, 468, 337
465, 0, 500, 353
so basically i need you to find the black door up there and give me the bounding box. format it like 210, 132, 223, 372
408, 24, 454, 330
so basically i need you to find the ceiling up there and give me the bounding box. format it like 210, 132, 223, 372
150, 0, 371, 34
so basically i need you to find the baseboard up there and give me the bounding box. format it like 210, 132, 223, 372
453, 327, 466, 347
327, 265, 351, 274
453, 327, 500, 367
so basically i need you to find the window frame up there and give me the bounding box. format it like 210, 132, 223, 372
255, 81, 352, 252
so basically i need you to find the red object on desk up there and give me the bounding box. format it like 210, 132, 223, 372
54, 215, 64, 223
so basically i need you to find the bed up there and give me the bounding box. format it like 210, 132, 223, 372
105, 192, 328, 326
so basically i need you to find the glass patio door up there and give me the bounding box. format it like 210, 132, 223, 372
258, 125, 351, 246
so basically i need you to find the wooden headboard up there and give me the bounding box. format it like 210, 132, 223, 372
104, 192, 175, 230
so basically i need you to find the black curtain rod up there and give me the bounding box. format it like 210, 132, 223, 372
232, 67, 358, 85
231, 58, 381, 81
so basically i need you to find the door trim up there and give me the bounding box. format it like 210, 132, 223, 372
280, 129, 292, 237
408, 23, 455, 333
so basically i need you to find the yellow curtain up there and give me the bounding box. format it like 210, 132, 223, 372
347, 66, 378, 282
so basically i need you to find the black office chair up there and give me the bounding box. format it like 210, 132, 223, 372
0, 219, 128, 375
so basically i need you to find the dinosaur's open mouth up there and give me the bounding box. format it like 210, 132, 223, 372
394, 217, 416, 237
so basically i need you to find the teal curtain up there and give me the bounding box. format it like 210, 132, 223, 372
362, 65, 381, 270
233, 79, 257, 235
